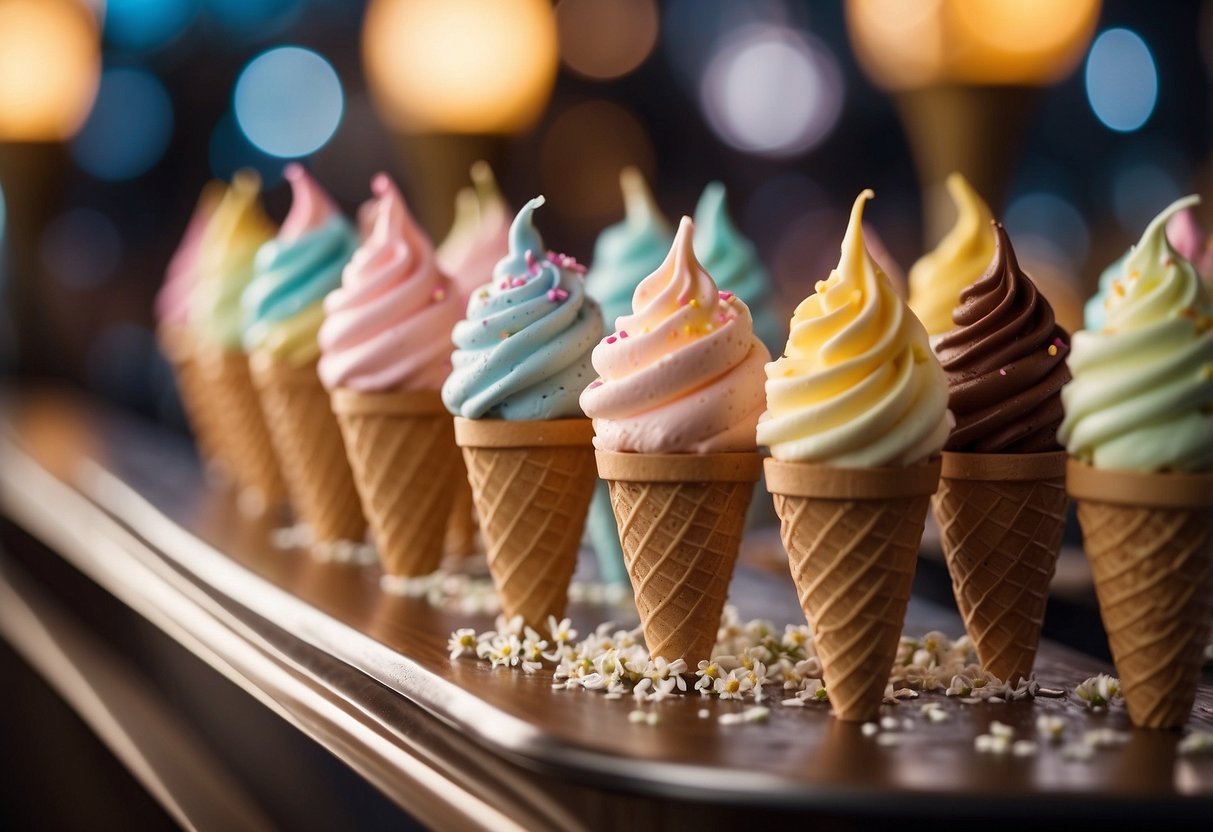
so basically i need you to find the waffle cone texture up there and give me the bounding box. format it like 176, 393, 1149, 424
766, 458, 941, 722
333, 389, 460, 577
159, 325, 229, 477
596, 451, 762, 666
454, 418, 597, 631
197, 345, 286, 511
932, 452, 1068, 683
1068, 461, 1213, 729
250, 355, 366, 545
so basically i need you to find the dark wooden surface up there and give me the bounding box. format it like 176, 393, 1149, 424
1, 388, 1211, 826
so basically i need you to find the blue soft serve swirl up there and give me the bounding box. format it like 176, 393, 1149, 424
442, 196, 604, 420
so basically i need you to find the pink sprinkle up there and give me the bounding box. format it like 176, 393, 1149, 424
525, 249, 538, 267
432, 288, 446, 302
588, 379, 603, 389
511, 277, 527, 288
619, 330, 628, 339
719, 291, 734, 301
999, 368, 1007, 376
499, 280, 510, 290
606, 335, 617, 345
547, 287, 569, 302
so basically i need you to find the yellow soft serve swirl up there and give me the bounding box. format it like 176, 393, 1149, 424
908, 173, 996, 336
758, 190, 953, 467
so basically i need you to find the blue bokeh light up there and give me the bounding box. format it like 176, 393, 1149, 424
1085, 29, 1158, 133
70, 69, 174, 181
234, 46, 344, 159
104, 0, 199, 52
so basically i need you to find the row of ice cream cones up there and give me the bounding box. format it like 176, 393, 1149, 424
156, 162, 1211, 732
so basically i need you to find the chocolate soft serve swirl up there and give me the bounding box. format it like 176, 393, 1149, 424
935, 223, 1071, 453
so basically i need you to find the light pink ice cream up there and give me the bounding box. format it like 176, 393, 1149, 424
318, 173, 462, 392
1167, 206, 1213, 285
436, 162, 511, 306
155, 182, 223, 327
579, 216, 770, 454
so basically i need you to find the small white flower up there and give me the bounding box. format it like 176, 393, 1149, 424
714, 669, 753, 700
695, 659, 724, 692
796, 679, 828, 703
447, 628, 479, 660
925, 707, 949, 724
1036, 714, 1066, 741
1011, 740, 1038, 758
743, 706, 770, 723
1074, 674, 1121, 707
781, 698, 805, 708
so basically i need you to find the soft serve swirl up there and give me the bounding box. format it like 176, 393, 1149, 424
318, 174, 462, 392
1059, 195, 1213, 472
758, 190, 952, 467
580, 215, 769, 453
442, 196, 603, 420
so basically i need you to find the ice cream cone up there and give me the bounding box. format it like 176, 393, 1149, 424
766, 458, 941, 722
158, 324, 230, 479
250, 354, 366, 545
596, 451, 761, 665
332, 389, 459, 577
1067, 461, 1213, 729
444, 462, 479, 558
196, 344, 286, 513
454, 417, 597, 631
932, 451, 1068, 683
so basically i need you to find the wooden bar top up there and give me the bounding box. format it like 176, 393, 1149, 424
1, 388, 1210, 826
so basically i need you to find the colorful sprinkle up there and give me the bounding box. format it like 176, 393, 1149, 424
1047, 345, 1057, 356
478, 289, 490, 301
999, 368, 1007, 376
689, 298, 700, 309
587, 378, 603, 389
605, 335, 617, 345
432, 288, 446, 302
511, 277, 527, 288
618, 330, 628, 339
718, 291, 734, 301
547, 287, 569, 303
499, 280, 510, 290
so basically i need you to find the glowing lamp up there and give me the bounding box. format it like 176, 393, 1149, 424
0, 0, 100, 141
362, 0, 559, 135
846, 0, 1101, 91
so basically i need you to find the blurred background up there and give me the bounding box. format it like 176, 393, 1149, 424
0, 0, 1210, 434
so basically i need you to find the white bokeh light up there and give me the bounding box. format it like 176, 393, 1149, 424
700, 25, 843, 158
234, 46, 343, 158
1085, 29, 1157, 133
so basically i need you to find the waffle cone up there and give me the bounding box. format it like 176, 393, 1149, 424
196, 345, 286, 511
250, 355, 366, 544
158, 325, 228, 477
332, 389, 459, 577
596, 451, 761, 665
1068, 461, 1213, 729
766, 458, 941, 722
932, 452, 1068, 683
454, 418, 597, 631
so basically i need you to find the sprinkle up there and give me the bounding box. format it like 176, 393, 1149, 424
478, 290, 490, 301
619, 330, 628, 339
718, 291, 734, 301
432, 288, 446, 302
605, 335, 617, 345
999, 368, 1007, 376
547, 287, 569, 303
1113, 282, 1125, 296
1047, 345, 1058, 356
587, 379, 603, 389
499, 330, 510, 340
511, 277, 527, 288
689, 298, 699, 309
525, 249, 538, 271
499, 280, 510, 290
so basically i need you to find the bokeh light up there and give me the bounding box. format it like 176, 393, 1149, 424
846, 0, 1100, 90
539, 99, 656, 225
1005, 192, 1089, 274
1085, 29, 1157, 133
103, 0, 198, 52
234, 46, 344, 158
70, 68, 174, 181
39, 208, 122, 290
700, 26, 843, 158
556, 0, 659, 81
0, 0, 101, 141
363, 0, 558, 134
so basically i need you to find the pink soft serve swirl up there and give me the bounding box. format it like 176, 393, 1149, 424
580, 216, 770, 453
280, 163, 338, 242
155, 184, 218, 326
318, 174, 461, 392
